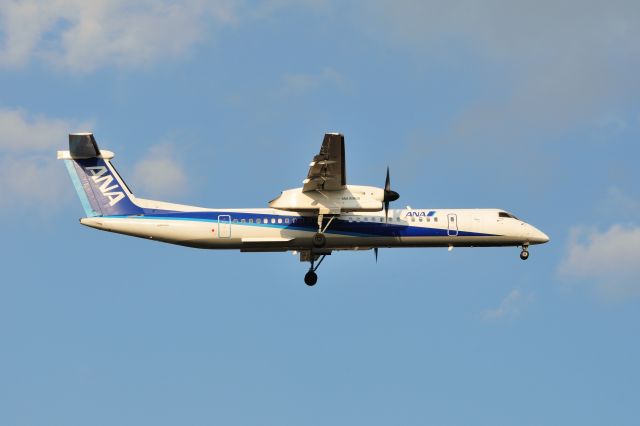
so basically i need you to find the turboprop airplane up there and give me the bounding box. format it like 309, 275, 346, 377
58, 132, 549, 286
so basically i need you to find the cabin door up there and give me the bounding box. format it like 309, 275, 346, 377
447, 213, 458, 236
218, 215, 231, 238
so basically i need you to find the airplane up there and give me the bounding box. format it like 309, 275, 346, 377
58, 132, 549, 286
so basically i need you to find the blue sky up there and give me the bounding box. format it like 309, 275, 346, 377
1, 1, 640, 425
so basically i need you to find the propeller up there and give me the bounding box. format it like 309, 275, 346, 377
383, 166, 400, 222
374, 247, 378, 263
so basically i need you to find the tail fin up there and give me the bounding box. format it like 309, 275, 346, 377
57, 133, 143, 217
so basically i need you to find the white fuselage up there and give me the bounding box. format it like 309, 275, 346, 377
58, 132, 549, 286
80, 207, 549, 252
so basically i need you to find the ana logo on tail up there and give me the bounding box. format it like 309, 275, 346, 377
85, 166, 125, 206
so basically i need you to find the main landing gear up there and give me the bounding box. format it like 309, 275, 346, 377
304, 213, 337, 285
520, 245, 530, 260
304, 254, 327, 286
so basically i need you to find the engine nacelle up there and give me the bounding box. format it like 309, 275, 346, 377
269, 185, 385, 213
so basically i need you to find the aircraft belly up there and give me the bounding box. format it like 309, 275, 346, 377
320, 234, 521, 249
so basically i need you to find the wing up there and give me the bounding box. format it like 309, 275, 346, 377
302, 133, 346, 192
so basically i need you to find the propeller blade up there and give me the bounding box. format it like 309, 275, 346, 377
384, 200, 389, 223
374, 247, 378, 263
385, 166, 391, 192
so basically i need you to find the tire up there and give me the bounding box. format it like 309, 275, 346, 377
312, 232, 326, 248
520, 250, 529, 260
304, 271, 318, 286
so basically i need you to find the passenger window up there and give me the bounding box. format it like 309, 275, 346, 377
256, 218, 261, 224
450, 217, 454, 222
249, 219, 254, 223
271, 218, 275, 224
285, 218, 289, 224
411, 217, 415, 222
241, 219, 246, 223
277, 218, 282, 224
419, 217, 423, 222
426, 217, 430, 222
232, 219, 238, 223
434, 217, 438, 222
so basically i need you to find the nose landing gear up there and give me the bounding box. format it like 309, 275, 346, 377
520, 245, 529, 260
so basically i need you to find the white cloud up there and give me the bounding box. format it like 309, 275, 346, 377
482, 289, 532, 321
132, 144, 187, 199
0, 108, 73, 151
558, 225, 640, 300
0, 0, 237, 71
361, 1, 640, 141
0, 153, 69, 208
0, 108, 90, 209
0, 108, 187, 209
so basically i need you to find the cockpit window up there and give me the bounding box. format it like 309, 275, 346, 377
498, 212, 519, 220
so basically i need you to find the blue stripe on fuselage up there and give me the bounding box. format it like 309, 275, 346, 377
103, 210, 498, 238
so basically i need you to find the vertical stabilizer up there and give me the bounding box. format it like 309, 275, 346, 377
57, 133, 143, 217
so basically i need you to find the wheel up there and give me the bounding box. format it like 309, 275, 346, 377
520, 250, 529, 260
312, 232, 326, 248
304, 271, 318, 286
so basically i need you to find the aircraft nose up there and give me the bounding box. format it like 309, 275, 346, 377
528, 226, 550, 244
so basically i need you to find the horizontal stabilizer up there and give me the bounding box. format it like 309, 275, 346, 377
69, 133, 100, 159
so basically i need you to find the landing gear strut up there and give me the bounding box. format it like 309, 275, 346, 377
304, 254, 327, 286
520, 245, 529, 260
312, 214, 336, 248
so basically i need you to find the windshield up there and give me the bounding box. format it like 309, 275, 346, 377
498, 211, 520, 220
